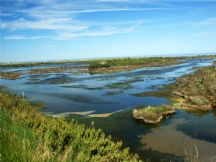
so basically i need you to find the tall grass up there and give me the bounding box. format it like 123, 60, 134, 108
0, 109, 59, 162
0, 90, 140, 162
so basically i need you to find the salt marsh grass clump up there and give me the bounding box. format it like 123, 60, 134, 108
133, 105, 175, 124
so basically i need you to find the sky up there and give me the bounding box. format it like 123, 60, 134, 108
0, 0, 216, 62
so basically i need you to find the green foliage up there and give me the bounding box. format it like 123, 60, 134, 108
137, 105, 174, 117
0, 90, 141, 162
89, 57, 180, 69
0, 109, 40, 162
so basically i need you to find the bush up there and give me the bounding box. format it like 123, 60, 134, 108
0, 90, 141, 162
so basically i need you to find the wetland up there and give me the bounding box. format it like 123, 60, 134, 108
1, 56, 216, 162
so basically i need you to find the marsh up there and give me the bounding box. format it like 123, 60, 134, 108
1, 57, 216, 161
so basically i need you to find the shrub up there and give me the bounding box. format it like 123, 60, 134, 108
0, 90, 141, 162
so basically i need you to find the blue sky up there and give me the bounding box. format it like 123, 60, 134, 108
1, 0, 216, 62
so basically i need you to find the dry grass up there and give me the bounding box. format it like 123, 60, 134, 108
0, 72, 21, 79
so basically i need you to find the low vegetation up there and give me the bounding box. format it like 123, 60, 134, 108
133, 62, 216, 112
89, 55, 216, 73
89, 57, 181, 73
133, 105, 175, 124
0, 72, 21, 80
0, 62, 48, 67
27, 66, 70, 74
0, 60, 89, 67
0, 89, 141, 162
172, 65, 216, 110
1, 56, 216, 80
0, 67, 71, 79
0, 66, 88, 80
1, 54, 215, 68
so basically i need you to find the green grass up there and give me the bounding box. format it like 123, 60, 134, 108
0, 109, 56, 162
0, 89, 141, 162
89, 57, 180, 69
89, 55, 216, 69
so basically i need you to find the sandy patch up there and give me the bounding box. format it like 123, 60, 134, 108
88, 113, 112, 118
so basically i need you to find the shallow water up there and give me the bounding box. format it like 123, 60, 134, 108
1, 58, 216, 161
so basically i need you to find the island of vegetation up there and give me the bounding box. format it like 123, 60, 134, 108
0, 71, 21, 80
133, 105, 175, 124
88, 55, 216, 74
89, 57, 181, 73
171, 64, 216, 110
132, 61, 216, 124
0, 89, 141, 162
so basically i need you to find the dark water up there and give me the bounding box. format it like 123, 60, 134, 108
1, 58, 216, 161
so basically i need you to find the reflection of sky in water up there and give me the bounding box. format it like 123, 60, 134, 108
0, 58, 215, 114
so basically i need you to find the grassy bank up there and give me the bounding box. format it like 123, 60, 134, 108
172, 65, 216, 110
89, 55, 216, 73
89, 57, 181, 73
133, 63, 216, 111
0, 89, 140, 162
132, 62, 216, 124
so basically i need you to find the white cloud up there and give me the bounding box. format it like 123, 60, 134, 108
3, 35, 51, 40
0, 0, 169, 40
2, 17, 88, 31
56, 20, 142, 39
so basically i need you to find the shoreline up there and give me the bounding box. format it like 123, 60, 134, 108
1, 54, 215, 67
1, 56, 216, 80
132, 62, 216, 124
0, 89, 140, 161
89, 61, 180, 74
47, 111, 113, 118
